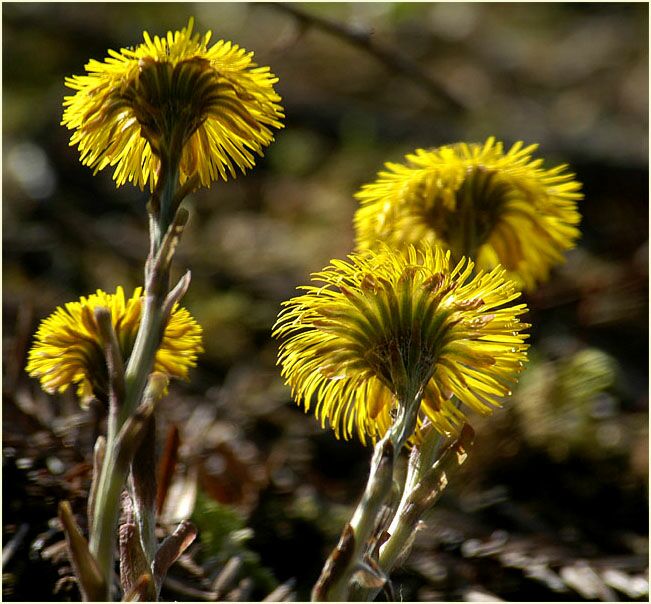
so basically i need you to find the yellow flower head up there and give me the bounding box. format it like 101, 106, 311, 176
355, 138, 582, 290
26, 286, 203, 405
273, 245, 529, 445
62, 18, 284, 190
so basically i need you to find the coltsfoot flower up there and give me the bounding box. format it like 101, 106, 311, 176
354, 138, 582, 290
62, 18, 284, 190
274, 245, 529, 445
26, 286, 203, 404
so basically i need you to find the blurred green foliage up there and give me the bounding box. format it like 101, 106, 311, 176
191, 492, 278, 596
515, 348, 622, 460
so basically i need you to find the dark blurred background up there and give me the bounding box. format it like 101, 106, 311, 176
3, 2, 648, 601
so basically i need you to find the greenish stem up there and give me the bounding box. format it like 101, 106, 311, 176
389, 386, 424, 452
122, 297, 166, 422
317, 432, 394, 602
124, 156, 178, 421
89, 413, 124, 600
156, 161, 180, 251
313, 387, 424, 601
130, 416, 158, 568
375, 512, 409, 580
355, 423, 474, 602
89, 395, 159, 600
88, 163, 181, 599
377, 428, 444, 575
122, 168, 179, 567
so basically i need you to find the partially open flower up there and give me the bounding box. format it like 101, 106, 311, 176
62, 18, 284, 190
355, 138, 582, 290
274, 245, 529, 445
26, 286, 203, 405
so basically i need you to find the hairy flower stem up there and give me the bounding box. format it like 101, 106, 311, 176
88, 379, 162, 600
377, 433, 443, 574
313, 388, 423, 601
152, 154, 181, 251
89, 437, 127, 599
130, 416, 158, 569
353, 423, 474, 602
89, 165, 183, 599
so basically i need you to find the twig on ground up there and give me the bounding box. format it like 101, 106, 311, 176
264, 2, 467, 113
2, 524, 30, 570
